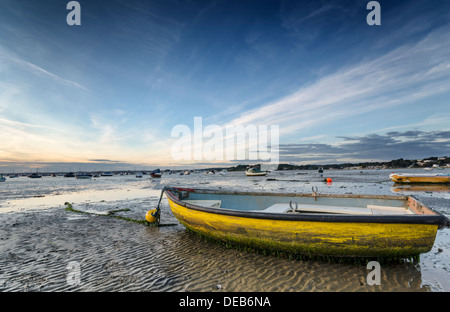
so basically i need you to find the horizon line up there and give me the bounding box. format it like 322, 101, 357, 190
0, 155, 448, 173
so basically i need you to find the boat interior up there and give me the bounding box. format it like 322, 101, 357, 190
178, 191, 419, 216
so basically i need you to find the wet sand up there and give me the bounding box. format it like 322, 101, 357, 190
1, 170, 449, 292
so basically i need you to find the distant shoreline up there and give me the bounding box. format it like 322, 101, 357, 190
1, 156, 448, 175
227, 156, 450, 172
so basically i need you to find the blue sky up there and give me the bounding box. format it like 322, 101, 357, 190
0, 0, 449, 171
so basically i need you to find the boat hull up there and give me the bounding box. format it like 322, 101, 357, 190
390, 173, 450, 184
245, 171, 267, 176
165, 188, 445, 258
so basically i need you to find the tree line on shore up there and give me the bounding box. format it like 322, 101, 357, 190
226, 156, 449, 171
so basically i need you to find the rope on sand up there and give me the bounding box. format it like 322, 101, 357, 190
64, 202, 177, 227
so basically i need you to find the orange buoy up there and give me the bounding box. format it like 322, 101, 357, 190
326, 178, 332, 182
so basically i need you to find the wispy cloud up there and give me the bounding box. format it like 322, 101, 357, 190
20, 60, 88, 91
226, 25, 450, 136
0, 46, 88, 91
279, 130, 450, 164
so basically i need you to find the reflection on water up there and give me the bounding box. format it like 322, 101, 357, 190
0, 176, 162, 213
0, 169, 449, 291
392, 184, 450, 193
1, 186, 162, 213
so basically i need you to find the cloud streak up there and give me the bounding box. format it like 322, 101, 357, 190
279, 130, 450, 163
0, 48, 89, 92
226, 24, 450, 137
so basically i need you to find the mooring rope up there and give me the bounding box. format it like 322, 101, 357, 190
312, 186, 319, 201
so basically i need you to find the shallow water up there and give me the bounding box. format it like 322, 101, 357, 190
0, 169, 449, 292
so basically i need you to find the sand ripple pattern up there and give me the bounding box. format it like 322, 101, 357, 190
0, 204, 435, 292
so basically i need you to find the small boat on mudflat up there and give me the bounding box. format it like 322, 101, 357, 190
161, 187, 448, 259
0, 175, 6, 182
150, 169, 162, 178
245, 167, 267, 176
76, 173, 92, 179
390, 173, 450, 184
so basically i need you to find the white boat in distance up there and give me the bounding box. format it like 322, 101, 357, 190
245, 167, 267, 176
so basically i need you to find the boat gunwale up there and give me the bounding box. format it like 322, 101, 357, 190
389, 173, 450, 184
164, 187, 448, 226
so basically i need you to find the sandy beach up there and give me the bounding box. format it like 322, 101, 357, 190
1, 169, 449, 292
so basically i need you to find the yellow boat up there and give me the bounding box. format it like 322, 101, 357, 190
160, 187, 448, 259
390, 173, 450, 184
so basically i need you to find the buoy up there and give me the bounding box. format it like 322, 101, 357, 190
145, 209, 159, 223
326, 178, 332, 182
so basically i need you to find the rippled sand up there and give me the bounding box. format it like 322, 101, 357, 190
1, 170, 449, 292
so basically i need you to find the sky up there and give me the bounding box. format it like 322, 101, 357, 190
0, 0, 449, 172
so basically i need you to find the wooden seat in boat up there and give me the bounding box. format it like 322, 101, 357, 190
257, 203, 413, 215
183, 200, 221, 208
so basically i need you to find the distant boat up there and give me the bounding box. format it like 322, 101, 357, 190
0, 175, 6, 182
245, 167, 267, 176
390, 173, 450, 184
8, 171, 19, 178
101, 172, 114, 176
150, 169, 162, 178
28, 173, 42, 178
318, 167, 324, 173
76, 173, 92, 179
64, 172, 75, 177
220, 169, 227, 176
136, 172, 143, 178
184, 170, 190, 175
